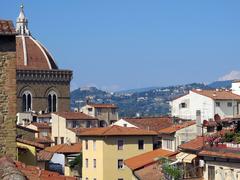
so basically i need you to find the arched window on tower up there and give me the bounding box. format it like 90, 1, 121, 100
48, 91, 58, 112
22, 91, 32, 112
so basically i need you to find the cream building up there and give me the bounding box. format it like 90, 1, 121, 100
77, 125, 157, 180
51, 112, 98, 145
199, 148, 240, 180
158, 121, 197, 152
81, 103, 118, 127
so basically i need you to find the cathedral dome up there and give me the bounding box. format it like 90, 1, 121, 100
16, 5, 58, 70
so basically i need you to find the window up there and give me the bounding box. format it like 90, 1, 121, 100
86, 121, 91, 128
123, 124, 127, 127
118, 159, 124, 169
93, 159, 96, 168
93, 140, 96, 151
96, 109, 102, 115
60, 137, 64, 144
22, 91, 32, 112
215, 102, 220, 107
138, 140, 144, 150
85, 140, 88, 150
166, 139, 173, 150
86, 178, 88, 180
88, 108, 93, 112
227, 102, 232, 107
117, 140, 123, 150
48, 91, 57, 112
180, 102, 187, 108
54, 137, 58, 145
85, 159, 88, 168
208, 165, 215, 180
118, 179, 124, 180
112, 109, 116, 114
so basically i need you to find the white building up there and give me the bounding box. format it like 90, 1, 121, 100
158, 121, 197, 152
171, 81, 240, 121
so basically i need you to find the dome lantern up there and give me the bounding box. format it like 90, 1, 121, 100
16, 4, 30, 35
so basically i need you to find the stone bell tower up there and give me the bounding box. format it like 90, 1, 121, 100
0, 20, 17, 159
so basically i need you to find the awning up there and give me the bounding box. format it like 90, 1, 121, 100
183, 154, 197, 163
176, 152, 189, 161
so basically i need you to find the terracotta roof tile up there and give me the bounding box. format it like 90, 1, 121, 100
0, 156, 76, 180
192, 89, 240, 100
77, 125, 157, 136
45, 143, 82, 154
124, 148, 177, 170
17, 138, 44, 149
124, 117, 173, 131
0, 20, 16, 35
53, 112, 97, 120
35, 136, 54, 144
17, 125, 39, 133
88, 103, 117, 108
15, 160, 77, 180
32, 122, 51, 129
158, 121, 196, 134
16, 36, 58, 70
179, 136, 204, 151
37, 150, 54, 161
199, 150, 240, 160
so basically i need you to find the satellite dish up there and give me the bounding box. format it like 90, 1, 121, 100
214, 114, 221, 124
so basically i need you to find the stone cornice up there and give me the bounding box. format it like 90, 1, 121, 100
16, 69, 72, 82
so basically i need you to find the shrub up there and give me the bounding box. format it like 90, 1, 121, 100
224, 132, 235, 142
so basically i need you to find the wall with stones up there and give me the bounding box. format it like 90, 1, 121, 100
0, 52, 17, 159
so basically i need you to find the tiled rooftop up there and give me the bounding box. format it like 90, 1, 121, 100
124, 148, 177, 170
45, 143, 82, 154
179, 136, 204, 151
192, 89, 240, 100
53, 112, 97, 120
124, 117, 173, 132
17, 138, 44, 149
0, 20, 16, 35
158, 121, 196, 134
77, 125, 157, 137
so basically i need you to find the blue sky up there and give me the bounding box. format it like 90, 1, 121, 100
1, 1, 240, 91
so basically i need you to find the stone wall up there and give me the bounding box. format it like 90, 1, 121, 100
0, 52, 17, 159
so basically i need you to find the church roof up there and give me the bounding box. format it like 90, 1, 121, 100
15, 5, 58, 70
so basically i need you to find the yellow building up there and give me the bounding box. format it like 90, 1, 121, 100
78, 125, 157, 180
17, 138, 44, 166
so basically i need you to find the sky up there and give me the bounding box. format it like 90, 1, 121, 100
1, 1, 240, 91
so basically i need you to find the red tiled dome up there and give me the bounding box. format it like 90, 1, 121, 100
15, 5, 58, 70
16, 35, 58, 70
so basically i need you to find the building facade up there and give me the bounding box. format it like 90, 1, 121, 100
81, 103, 118, 126
171, 83, 240, 121
15, 5, 72, 113
51, 112, 98, 145
78, 126, 156, 180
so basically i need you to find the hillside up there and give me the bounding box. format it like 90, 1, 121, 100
71, 82, 223, 118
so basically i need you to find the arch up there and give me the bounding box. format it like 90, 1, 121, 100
47, 90, 58, 112
22, 90, 32, 112
18, 86, 36, 97
44, 87, 60, 98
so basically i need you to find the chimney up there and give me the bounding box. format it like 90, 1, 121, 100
196, 110, 202, 136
